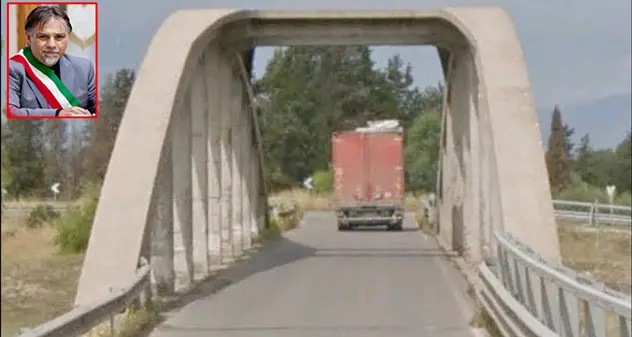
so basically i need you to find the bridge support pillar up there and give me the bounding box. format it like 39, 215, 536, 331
240, 96, 253, 250
249, 148, 264, 237
172, 90, 194, 291
230, 61, 245, 257
219, 51, 234, 264
235, 50, 255, 250
150, 142, 175, 296
190, 56, 210, 280
206, 44, 223, 270
437, 47, 485, 264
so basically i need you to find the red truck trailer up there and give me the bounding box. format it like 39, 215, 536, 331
331, 122, 405, 231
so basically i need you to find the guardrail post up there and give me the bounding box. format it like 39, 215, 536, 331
138, 258, 153, 311
588, 200, 596, 226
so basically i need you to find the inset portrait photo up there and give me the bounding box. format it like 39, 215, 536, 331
5, 2, 98, 118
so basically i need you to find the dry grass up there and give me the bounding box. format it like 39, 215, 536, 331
270, 189, 333, 211
270, 188, 420, 212
1, 216, 84, 336
3, 199, 77, 209
557, 221, 631, 294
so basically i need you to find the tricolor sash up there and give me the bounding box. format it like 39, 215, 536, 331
10, 47, 81, 109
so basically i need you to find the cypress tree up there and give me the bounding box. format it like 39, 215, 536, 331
545, 105, 570, 191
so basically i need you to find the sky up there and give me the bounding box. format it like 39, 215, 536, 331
1, 0, 631, 112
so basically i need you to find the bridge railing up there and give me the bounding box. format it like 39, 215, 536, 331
553, 199, 632, 227
16, 261, 151, 337
478, 232, 631, 337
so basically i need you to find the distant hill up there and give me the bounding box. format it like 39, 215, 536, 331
539, 93, 632, 150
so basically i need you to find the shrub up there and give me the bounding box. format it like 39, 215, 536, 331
54, 183, 101, 254
555, 181, 632, 205
26, 204, 60, 228
312, 169, 333, 194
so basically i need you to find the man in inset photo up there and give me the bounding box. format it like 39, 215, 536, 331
8, 5, 96, 117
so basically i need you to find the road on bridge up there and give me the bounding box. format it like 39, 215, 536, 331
149, 212, 478, 337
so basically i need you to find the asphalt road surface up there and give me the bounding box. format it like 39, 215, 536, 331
149, 212, 478, 337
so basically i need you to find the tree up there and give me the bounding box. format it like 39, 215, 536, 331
254, 46, 436, 190
614, 131, 631, 193
3, 118, 46, 198
563, 123, 575, 158
404, 109, 442, 192
545, 105, 570, 191
82, 69, 136, 182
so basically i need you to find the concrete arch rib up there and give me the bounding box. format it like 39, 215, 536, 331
74, 7, 560, 306
439, 7, 560, 263
74, 9, 248, 306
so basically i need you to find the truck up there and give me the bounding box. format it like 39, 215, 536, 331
331, 120, 405, 231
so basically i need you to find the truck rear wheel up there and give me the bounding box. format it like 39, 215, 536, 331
337, 222, 349, 231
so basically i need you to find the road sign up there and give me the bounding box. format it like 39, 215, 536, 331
606, 185, 616, 198
606, 185, 616, 213
303, 177, 313, 190
51, 182, 61, 200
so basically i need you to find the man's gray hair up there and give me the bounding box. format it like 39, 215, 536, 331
25, 5, 73, 34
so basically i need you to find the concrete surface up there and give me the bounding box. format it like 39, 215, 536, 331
148, 212, 477, 337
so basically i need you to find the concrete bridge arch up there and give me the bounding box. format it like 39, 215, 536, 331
74, 7, 560, 306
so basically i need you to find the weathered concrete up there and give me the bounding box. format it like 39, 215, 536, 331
149, 213, 477, 337
190, 58, 210, 279
75, 8, 560, 306
205, 43, 223, 270
172, 90, 194, 290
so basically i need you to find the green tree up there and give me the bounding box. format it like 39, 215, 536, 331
404, 109, 442, 192
564, 123, 575, 157
614, 131, 631, 193
82, 69, 136, 183
2, 118, 46, 198
255, 46, 445, 193
545, 105, 570, 191
255, 46, 406, 189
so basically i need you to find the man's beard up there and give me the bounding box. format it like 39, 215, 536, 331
41, 51, 60, 66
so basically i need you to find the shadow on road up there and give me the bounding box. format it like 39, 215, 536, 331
137, 236, 317, 336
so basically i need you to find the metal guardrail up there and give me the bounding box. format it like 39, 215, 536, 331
477, 232, 631, 337
417, 198, 632, 337
553, 199, 632, 227
16, 261, 152, 337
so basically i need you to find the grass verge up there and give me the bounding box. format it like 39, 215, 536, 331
84, 307, 161, 337
557, 220, 631, 294
1, 224, 84, 336
254, 201, 304, 243
270, 188, 421, 213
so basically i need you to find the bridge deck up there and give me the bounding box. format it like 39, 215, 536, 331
148, 212, 477, 337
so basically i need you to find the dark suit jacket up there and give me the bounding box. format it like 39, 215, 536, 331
8, 54, 96, 117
